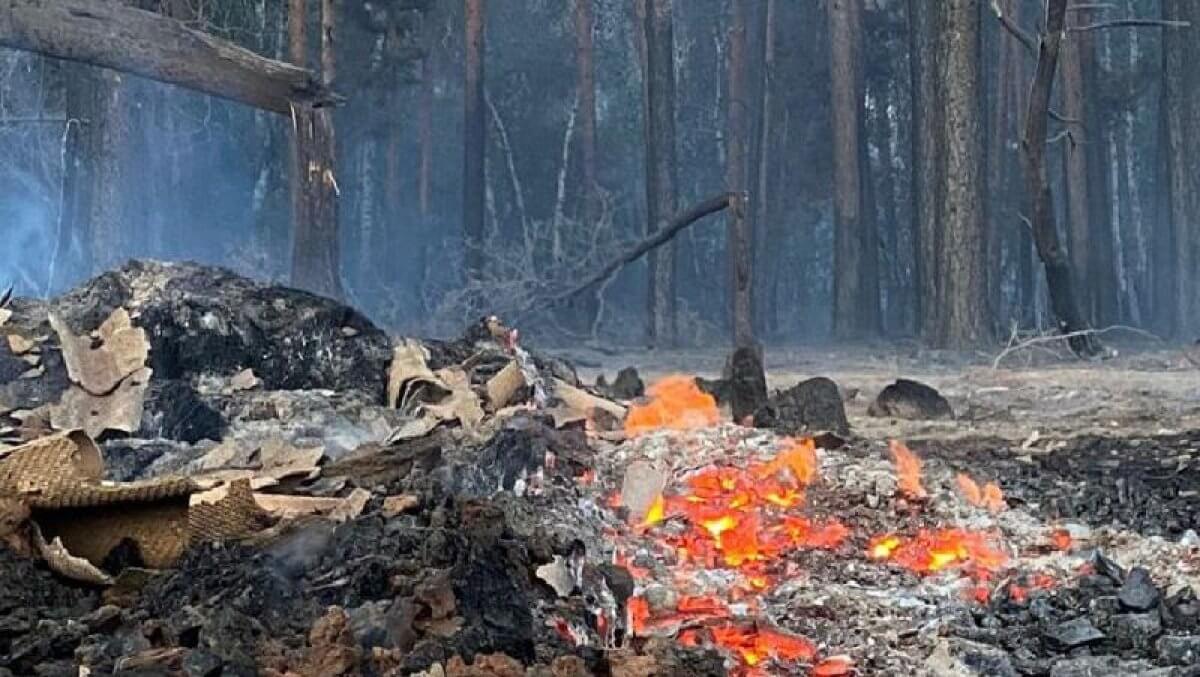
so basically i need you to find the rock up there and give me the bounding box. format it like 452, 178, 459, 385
620, 461, 666, 525
1157, 635, 1200, 666
1119, 567, 1162, 612
926, 638, 1018, 677
608, 368, 644, 400
50, 261, 392, 399
1109, 612, 1162, 651
300, 606, 361, 676
754, 377, 850, 436
139, 380, 226, 444
725, 346, 768, 423
1090, 550, 1127, 585
868, 379, 953, 420
1043, 617, 1105, 648
182, 649, 224, 677
1049, 656, 1171, 677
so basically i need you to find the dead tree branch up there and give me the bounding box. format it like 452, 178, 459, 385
990, 0, 1038, 56
992, 325, 1167, 369
1070, 19, 1189, 32
554, 192, 739, 302
0, 0, 337, 115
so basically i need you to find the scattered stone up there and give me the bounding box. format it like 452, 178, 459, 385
868, 378, 953, 420
1156, 635, 1200, 666
381, 494, 420, 517
1119, 567, 1161, 612
1049, 656, 1170, 677
1109, 613, 1163, 651
754, 377, 850, 436
620, 461, 666, 525
1044, 617, 1105, 648
608, 367, 645, 400
726, 346, 768, 423
1090, 550, 1127, 585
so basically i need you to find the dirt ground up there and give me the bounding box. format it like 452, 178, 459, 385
565, 339, 1200, 444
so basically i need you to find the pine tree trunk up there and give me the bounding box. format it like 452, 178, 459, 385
54, 64, 99, 285
575, 0, 598, 225
89, 67, 129, 274
1061, 32, 1092, 322
908, 0, 941, 341
643, 0, 678, 347
727, 0, 754, 347
1162, 0, 1200, 337
828, 0, 876, 338
463, 0, 487, 284
753, 0, 776, 339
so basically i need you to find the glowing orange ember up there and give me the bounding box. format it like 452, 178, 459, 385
868, 528, 1008, 573
1049, 528, 1073, 551
709, 624, 817, 669
756, 437, 819, 486
889, 440, 927, 498
812, 655, 856, 676
624, 375, 720, 434
641, 494, 666, 527
956, 473, 1006, 513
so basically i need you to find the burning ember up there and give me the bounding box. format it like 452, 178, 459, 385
625, 375, 720, 435
956, 473, 1007, 513
867, 528, 1008, 573
888, 440, 926, 499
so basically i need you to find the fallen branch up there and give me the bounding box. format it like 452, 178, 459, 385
553, 192, 739, 302
1070, 19, 1189, 32
992, 324, 1162, 369
991, 0, 1037, 56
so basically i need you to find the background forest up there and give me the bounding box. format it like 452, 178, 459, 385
0, 0, 1197, 350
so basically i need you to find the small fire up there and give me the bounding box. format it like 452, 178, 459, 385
755, 437, 819, 486
889, 440, 927, 499
956, 473, 1007, 513
1049, 528, 1073, 551
867, 528, 1008, 573
624, 376, 720, 435
641, 494, 666, 527
813, 655, 856, 676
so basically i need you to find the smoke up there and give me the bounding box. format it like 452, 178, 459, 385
0, 178, 62, 298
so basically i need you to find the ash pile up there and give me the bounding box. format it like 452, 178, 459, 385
0, 261, 1198, 677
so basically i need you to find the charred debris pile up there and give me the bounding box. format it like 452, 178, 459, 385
0, 260, 1198, 677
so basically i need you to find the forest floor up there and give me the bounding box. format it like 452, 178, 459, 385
566, 340, 1200, 444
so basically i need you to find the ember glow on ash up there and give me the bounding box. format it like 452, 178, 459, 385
956, 473, 1007, 513
624, 376, 720, 435
888, 439, 927, 499
867, 528, 1008, 573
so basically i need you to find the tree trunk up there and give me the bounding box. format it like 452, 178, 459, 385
726, 0, 754, 347
88, 68, 130, 274
1060, 31, 1091, 321
417, 54, 434, 220
986, 0, 1016, 326
908, 0, 941, 341
828, 0, 877, 338
1019, 0, 1099, 356
289, 0, 342, 298
575, 0, 599, 225
463, 0, 487, 284
53, 65, 100, 286
0, 0, 333, 115
1163, 0, 1200, 338
1082, 25, 1118, 327
931, 0, 989, 347
643, 0, 679, 347
752, 0, 776, 339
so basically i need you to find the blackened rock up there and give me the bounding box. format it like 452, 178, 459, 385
1157, 635, 1200, 666
597, 563, 635, 607
0, 346, 69, 413
868, 378, 953, 420
1089, 595, 1123, 630
1110, 612, 1162, 651
181, 649, 223, 677
1049, 656, 1170, 677
101, 440, 179, 482
139, 380, 225, 444
727, 346, 768, 422
754, 377, 850, 436
609, 367, 645, 400
951, 638, 1020, 677
1120, 567, 1162, 612
51, 261, 392, 399
1044, 617, 1105, 648
1091, 550, 1128, 585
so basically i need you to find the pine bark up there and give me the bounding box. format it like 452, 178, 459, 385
727, 0, 754, 347
908, 0, 941, 340
934, 0, 989, 346
753, 0, 776, 338
1163, 0, 1200, 337
463, 0, 487, 284
575, 0, 599, 225
643, 0, 679, 347
828, 0, 877, 338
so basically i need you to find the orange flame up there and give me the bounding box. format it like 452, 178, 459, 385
709, 624, 817, 668
640, 494, 666, 527
956, 473, 1006, 513
889, 440, 927, 499
867, 528, 1008, 573
624, 376, 720, 435
756, 437, 819, 486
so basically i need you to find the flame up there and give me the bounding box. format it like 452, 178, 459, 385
755, 437, 819, 486
889, 440, 927, 499
676, 595, 730, 616
709, 624, 817, 668
956, 473, 1006, 513
641, 494, 666, 527
624, 376, 720, 435
867, 528, 1008, 573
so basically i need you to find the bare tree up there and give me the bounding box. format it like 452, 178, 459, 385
726, 0, 753, 347
909, 0, 941, 340
575, 0, 599, 225
1163, 0, 1200, 338
643, 0, 679, 347
828, 0, 879, 338
463, 0, 486, 284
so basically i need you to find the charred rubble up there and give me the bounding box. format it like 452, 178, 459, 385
0, 261, 1199, 677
